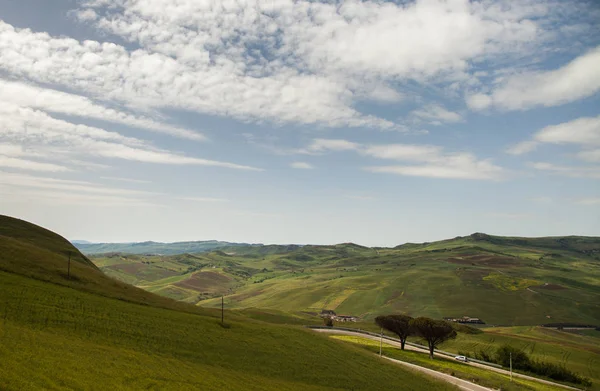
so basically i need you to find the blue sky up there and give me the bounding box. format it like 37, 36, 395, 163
0, 0, 599, 246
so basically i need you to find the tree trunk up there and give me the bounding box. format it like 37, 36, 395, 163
429, 343, 434, 359
400, 338, 406, 350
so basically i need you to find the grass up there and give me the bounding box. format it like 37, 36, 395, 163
0, 214, 457, 390
0, 271, 458, 391
330, 335, 576, 391
483, 272, 541, 291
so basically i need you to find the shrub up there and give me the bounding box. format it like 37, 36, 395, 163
473, 349, 493, 362
529, 360, 592, 386
494, 345, 591, 386
495, 345, 530, 369
451, 323, 483, 334
324, 317, 334, 327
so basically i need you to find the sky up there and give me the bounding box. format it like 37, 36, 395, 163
0, 0, 599, 246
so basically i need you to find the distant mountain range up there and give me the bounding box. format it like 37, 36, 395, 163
73, 232, 600, 257
73, 240, 260, 255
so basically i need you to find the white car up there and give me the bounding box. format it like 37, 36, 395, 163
454, 355, 468, 362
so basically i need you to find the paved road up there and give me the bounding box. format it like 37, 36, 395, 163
313, 328, 581, 391
382, 356, 494, 391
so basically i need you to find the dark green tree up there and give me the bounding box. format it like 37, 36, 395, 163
374, 314, 413, 350
495, 345, 530, 369
410, 317, 457, 358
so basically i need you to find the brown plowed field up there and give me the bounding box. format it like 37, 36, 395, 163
175, 271, 231, 293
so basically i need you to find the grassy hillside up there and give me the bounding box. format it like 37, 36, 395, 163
0, 214, 457, 390
0, 215, 224, 316
91, 233, 600, 326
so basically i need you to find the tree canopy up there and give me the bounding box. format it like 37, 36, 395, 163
410, 317, 457, 358
375, 314, 413, 350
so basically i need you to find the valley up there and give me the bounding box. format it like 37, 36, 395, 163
2, 214, 599, 390
86, 234, 600, 326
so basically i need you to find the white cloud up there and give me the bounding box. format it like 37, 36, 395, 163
365, 159, 502, 180
0, 0, 578, 130
0, 156, 71, 172
410, 104, 462, 125
506, 141, 539, 155
465, 94, 492, 110
0, 20, 394, 130
575, 198, 600, 205
0, 171, 153, 197
363, 144, 442, 162
507, 115, 600, 160
72, 9, 98, 22
468, 46, 600, 111
178, 197, 229, 203
363, 144, 503, 180
100, 176, 151, 184
534, 116, 600, 145
0, 187, 159, 207
530, 162, 600, 179
307, 139, 361, 153
290, 162, 314, 170
484, 212, 532, 219
578, 149, 600, 163
304, 139, 502, 180
0, 103, 260, 171
0, 79, 205, 141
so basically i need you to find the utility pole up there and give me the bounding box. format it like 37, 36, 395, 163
67, 251, 72, 279
379, 328, 383, 357
221, 295, 224, 325
509, 352, 512, 382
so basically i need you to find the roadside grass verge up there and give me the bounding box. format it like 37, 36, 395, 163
330, 335, 574, 391
440, 327, 599, 390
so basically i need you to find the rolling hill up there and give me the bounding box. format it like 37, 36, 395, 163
0, 214, 457, 390
73, 240, 259, 255
90, 233, 600, 326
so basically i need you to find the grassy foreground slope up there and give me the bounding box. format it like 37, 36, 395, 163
92, 233, 600, 325
0, 215, 455, 391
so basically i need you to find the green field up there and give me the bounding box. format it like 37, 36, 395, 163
91, 233, 600, 326
0, 215, 458, 390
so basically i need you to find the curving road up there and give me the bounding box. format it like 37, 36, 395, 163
313, 328, 581, 391
382, 356, 494, 391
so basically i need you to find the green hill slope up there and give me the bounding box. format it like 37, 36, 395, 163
92, 233, 600, 326
0, 215, 223, 315
0, 215, 456, 390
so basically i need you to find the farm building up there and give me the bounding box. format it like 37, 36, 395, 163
333, 315, 358, 322
443, 316, 485, 324
320, 309, 336, 318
